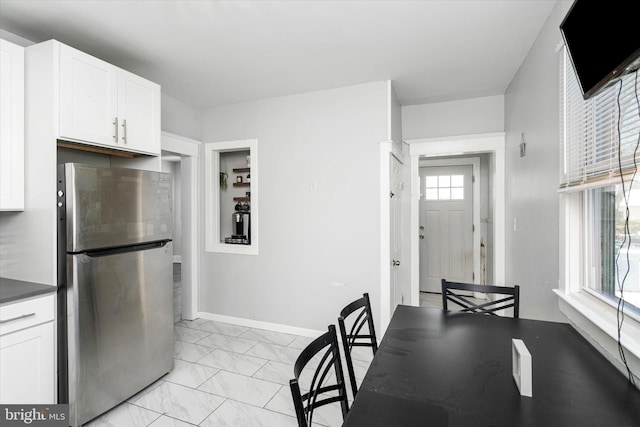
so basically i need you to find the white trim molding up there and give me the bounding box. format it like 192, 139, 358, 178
379, 141, 392, 332
161, 131, 201, 321
197, 311, 324, 339
405, 132, 506, 305
379, 139, 406, 333
204, 139, 259, 255
555, 289, 640, 385
162, 131, 200, 157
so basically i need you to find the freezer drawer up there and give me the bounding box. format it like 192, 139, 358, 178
65, 241, 173, 426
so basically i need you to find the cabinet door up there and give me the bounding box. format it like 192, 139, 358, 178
117, 69, 160, 155
0, 321, 55, 404
59, 44, 118, 147
0, 39, 24, 211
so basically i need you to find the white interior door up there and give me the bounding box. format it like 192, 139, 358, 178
390, 154, 403, 311
420, 165, 473, 293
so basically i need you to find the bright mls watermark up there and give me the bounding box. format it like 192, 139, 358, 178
1, 405, 68, 426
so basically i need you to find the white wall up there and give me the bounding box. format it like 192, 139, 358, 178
0, 29, 31, 47
400, 95, 503, 308
389, 83, 402, 147
402, 95, 504, 140
200, 81, 388, 331
161, 94, 202, 141
503, 1, 572, 322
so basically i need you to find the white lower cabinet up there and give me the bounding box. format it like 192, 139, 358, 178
0, 294, 55, 404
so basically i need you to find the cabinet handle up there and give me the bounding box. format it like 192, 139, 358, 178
0, 312, 36, 324
122, 119, 127, 144
113, 117, 119, 142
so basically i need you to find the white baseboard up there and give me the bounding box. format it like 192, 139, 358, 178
195, 311, 323, 338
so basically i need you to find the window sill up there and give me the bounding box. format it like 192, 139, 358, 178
554, 289, 640, 384
206, 242, 258, 256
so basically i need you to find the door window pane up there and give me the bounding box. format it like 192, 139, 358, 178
451, 188, 464, 200
423, 174, 465, 201
451, 175, 464, 187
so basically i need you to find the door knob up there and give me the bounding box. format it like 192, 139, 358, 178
392, 260, 401, 266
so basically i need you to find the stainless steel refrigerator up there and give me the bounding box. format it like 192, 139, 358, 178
56, 163, 174, 427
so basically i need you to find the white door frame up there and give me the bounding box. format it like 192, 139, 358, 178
161, 131, 201, 320
406, 133, 506, 305
379, 141, 405, 332
419, 157, 481, 290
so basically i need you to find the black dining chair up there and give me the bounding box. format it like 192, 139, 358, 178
441, 279, 520, 318
290, 324, 349, 427
338, 292, 378, 398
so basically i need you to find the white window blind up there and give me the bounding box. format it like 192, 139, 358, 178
560, 47, 640, 190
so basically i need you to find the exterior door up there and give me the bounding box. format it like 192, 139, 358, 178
420, 165, 473, 293
390, 154, 402, 311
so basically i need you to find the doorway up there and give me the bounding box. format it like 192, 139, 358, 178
161, 156, 183, 323
390, 153, 403, 311
419, 161, 476, 293
407, 133, 506, 306
161, 132, 200, 321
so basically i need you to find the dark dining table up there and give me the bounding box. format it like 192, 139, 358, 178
342, 305, 640, 427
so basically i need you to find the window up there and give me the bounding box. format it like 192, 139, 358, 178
561, 44, 640, 312
584, 183, 640, 313
559, 47, 640, 385
424, 175, 464, 200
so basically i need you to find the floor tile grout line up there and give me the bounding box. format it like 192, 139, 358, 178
179, 319, 302, 345
194, 396, 228, 427
205, 394, 299, 421
122, 400, 164, 425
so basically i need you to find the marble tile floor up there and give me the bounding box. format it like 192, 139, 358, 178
85, 318, 372, 427
419, 291, 444, 309
84, 293, 458, 426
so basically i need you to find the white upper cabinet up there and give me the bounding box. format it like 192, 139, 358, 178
117, 69, 160, 154
58, 42, 160, 155
0, 39, 25, 211
59, 44, 118, 147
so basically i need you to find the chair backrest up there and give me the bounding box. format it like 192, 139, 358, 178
441, 279, 520, 318
290, 325, 349, 427
337, 292, 378, 398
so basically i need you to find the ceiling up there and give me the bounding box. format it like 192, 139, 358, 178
0, 0, 558, 109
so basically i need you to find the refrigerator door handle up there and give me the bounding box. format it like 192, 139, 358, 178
82, 240, 170, 258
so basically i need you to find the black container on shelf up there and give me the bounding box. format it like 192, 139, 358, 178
225, 202, 250, 245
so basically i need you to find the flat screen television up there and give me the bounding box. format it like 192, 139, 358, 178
560, 0, 640, 100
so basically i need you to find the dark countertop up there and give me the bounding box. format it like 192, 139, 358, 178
0, 277, 56, 305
